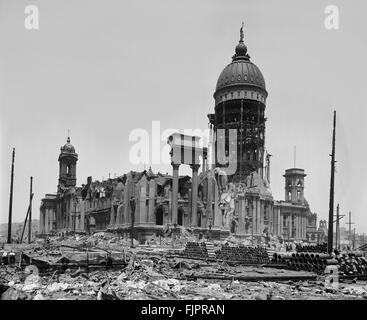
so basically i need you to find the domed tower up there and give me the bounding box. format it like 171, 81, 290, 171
208, 23, 268, 183
58, 136, 78, 190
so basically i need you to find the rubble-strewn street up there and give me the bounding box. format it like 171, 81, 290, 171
1, 233, 367, 300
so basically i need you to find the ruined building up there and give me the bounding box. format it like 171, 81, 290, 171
39, 26, 320, 243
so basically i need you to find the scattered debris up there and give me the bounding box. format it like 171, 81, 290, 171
1, 233, 366, 300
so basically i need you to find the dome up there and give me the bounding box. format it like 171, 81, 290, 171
60, 137, 76, 154
215, 59, 266, 92
214, 24, 267, 102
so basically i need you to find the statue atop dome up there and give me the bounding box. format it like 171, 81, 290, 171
240, 22, 244, 43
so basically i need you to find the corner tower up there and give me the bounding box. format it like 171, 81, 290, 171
284, 168, 306, 203
58, 136, 78, 190
208, 23, 268, 183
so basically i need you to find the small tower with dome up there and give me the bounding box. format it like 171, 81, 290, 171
58, 136, 78, 190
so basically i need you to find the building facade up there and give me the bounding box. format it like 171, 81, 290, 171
40, 26, 320, 243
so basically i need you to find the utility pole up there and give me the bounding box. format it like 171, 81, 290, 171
7, 148, 15, 244
327, 111, 336, 254
20, 192, 34, 243
333, 204, 344, 250
335, 204, 339, 250
346, 211, 354, 249
28, 176, 33, 244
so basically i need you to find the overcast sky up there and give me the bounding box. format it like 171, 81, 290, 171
1, 0, 366, 234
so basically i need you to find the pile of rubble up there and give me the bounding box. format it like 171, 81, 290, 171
2, 253, 367, 300
1, 233, 367, 300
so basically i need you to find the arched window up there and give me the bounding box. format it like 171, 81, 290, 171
297, 190, 301, 201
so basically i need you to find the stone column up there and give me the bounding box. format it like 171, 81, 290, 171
50, 209, 55, 232
277, 207, 280, 236
190, 164, 200, 227
50, 209, 54, 232
256, 199, 261, 234
148, 180, 156, 224
213, 182, 221, 228
293, 214, 298, 239
269, 203, 273, 234
109, 205, 115, 227
75, 207, 80, 232
252, 199, 256, 235
139, 180, 147, 224
237, 196, 246, 234
294, 213, 299, 239
123, 176, 132, 226
259, 201, 263, 234
268, 203, 272, 233
279, 211, 283, 236
300, 215, 303, 239
299, 214, 303, 239
80, 201, 85, 232
167, 190, 172, 225
134, 184, 141, 224
295, 214, 298, 239
171, 163, 180, 225
44, 209, 49, 233
206, 173, 214, 227
69, 200, 73, 231
275, 206, 278, 236
116, 186, 126, 227
288, 215, 292, 239
115, 204, 121, 227
39, 210, 44, 234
